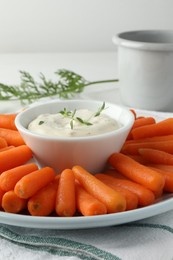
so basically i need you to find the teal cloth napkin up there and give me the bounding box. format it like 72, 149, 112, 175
0, 209, 173, 260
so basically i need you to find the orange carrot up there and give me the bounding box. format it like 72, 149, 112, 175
72, 165, 126, 213
55, 169, 76, 217
132, 117, 156, 129
14, 167, 55, 199
105, 167, 161, 199
121, 140, 173, 155
95, 173, 155, 206
0, 163, 38, 191
104, 169, 126, 179
149, 167, 173, 193
126, 117, 156, 140
0, 187, 6, 208
28, 177, 59, 216
0, 114, 17, 130
108, 153, 165, 193
75, 182, 107, 216
0, 145, 33, 173
139, 148, 173, 165
0, 128, 25, 146
95, 174, 138, 210
131, 118, 173, 140
126, 155, 149, 165
148, 164, 173, 173
2, 190, 27, 213
125, 134, 173, 144
0, 136, 8, 149
0, 146, 15, 152
130, 109, 137, 119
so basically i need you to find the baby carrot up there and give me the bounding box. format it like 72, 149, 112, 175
0, 145, 33, 173
126, 155, 149, 165
0, 128, 25, 146
125, 134, 173, 144
126, 117, 156, 140
148, 164, 173, 173
149, 167, 173, 193
131, 118, 173, 140
95, 174, 138, 210
108, 153, 165, 193
139, 148, 173, 165
0, 187, 6, 208
14, 167, 56, 199
105, 168, 161, 198
75, 182, 107, 216
103, 169, 126, 179
0, 136, 8, 149
132, 117, 156, 129
95, 173, 155, 206
0, 163, 38, 191
0, 146, 15, 152
121, 141, 173, 155
0, 114, 17, 130
2, 190, 27, 213
130, 109, 137, 119
28, 177, 59, 216
55, 169, 76, 217
72, 165, 126, 214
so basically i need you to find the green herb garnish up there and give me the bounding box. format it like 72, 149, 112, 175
38, 120, 44, 125
70, 109, 77, 130
59, 108, 72, 117
0, 70, 118, 104
94, 102, 106, 117
59, 102, 105, 130
76, 117, 93, 126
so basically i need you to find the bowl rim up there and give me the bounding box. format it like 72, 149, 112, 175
113, 30, 173, 51
15, 99, 134, 141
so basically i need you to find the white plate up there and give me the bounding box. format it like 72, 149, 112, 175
1, 101, 173, 229
0, 194, 173, 229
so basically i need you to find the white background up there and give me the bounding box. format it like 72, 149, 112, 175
0, 0, 172, 53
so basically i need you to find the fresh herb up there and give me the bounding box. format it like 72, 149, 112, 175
94, 102, 106, 117
70, 109, 77, 130
59, 108, 72, 117
76, 117, 93, 126
0, 69, 118, 104
38, 120, 44, 125
59, 102, 105, 129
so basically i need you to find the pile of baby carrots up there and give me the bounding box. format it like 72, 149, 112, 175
0, 111, 173, 217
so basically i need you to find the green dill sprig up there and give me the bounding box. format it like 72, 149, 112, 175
0, 69, 118, 104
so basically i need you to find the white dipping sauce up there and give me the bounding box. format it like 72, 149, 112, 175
28, 109, 121, 137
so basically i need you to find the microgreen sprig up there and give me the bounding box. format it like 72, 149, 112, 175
94, 102, 106, 117
59, 102, 106, 130
70, 109, 77, 130
76, 117, 93, 126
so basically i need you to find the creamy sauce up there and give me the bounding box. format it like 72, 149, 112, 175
28, 109, 121, 137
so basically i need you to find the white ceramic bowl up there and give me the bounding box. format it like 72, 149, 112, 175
113, 30, 173, 111
15, 99, 134, 173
